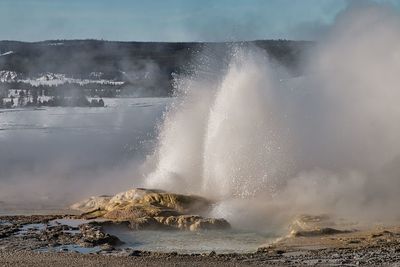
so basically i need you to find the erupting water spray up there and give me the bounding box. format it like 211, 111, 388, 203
145, 3, 400, 230
145, 47, 293, 200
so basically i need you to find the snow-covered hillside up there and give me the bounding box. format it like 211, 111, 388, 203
0, 70, 124, 86
0, 51, 14, 57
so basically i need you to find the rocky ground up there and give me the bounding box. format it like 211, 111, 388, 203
2, 189, 400, 266
0, 215, 120, 251
1, 214, 400, 266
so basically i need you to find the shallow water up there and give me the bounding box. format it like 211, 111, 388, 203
17, 223, 48, 236
13, 218, 108, 233
106, 228, 274, 254
6, 218, 274, 254
0, 220, 12, 226
50, 218, 108, 228
0, 209, 80, 216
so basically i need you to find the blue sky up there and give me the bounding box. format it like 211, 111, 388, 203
0, 0, 398, 42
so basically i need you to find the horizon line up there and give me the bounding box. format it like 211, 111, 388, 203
0, 38, 314, 44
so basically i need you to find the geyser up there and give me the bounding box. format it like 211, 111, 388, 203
146, 47, 293, 200
144, 3, 400, 231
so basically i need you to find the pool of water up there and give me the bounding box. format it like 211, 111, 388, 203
50, 218, 108, 228
105, 228, 275, 254
3, 217, 275, 254
15, 218, 110, 235
0, 209, 80, 216
0, 221, 12, 226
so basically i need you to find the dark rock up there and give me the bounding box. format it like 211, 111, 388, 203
293, 227, 351, 237
129, 250, 142, 257
276, 250, 285, 255
100, 243, 115, 251
0, 225, 20, 238
79, 223, 122, 246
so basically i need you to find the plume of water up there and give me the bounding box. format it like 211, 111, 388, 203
201, 48, 293, 200
145, 47, 292, 200
145, 3, 400, 230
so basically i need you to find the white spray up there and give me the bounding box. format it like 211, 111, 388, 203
146, 47, 292, 200
145, 3, 400, 230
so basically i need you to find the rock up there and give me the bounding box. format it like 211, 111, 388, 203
129, 250, 142, 257
0, 225, 20, 238
128, 217, 169, 231
72, 188, 213, 221
348, 239, 361, 244
276, 250, 285, 255
134, 191, 212, 214
70, 187, 230, 231
79, 209, 107, 219
293, 227, 351, 237
70, 195, 113, 213
289, 214, 333, 232
256, 247, 268, 253
100, 243, 115, 251
103, 203, 179, 221
78, 224, 121, 246
289, 214, 353, 237
158, 215, 230, 231
127, 215, 230, 231
106, 188, 164, 208
188, 217, 231, 231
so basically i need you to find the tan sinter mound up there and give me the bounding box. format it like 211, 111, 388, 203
70, 188, 230, 231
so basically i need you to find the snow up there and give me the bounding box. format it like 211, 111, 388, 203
21, 77, 125, 87
0, 70, 18, 82
47, 42, 64, 46
89, 72, 104, 79
0, 51, 14, 57
0, 70, 124, 86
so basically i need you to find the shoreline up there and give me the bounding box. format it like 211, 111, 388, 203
1, 215, 400, 266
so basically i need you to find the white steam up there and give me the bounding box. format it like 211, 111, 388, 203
144, 3, 400, 230
201, 49, 294, 200
146, 48, 292, 200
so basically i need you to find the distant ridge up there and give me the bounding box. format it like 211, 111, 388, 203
0, 39, 313, 97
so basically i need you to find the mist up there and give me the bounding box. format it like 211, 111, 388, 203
0, 99, 168, 210
143, 2, 400, 231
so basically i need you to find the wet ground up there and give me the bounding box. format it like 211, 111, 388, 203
2, 215, 400, 266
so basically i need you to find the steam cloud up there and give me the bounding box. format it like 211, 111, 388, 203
0, 102, 166, 210
144, 2, 400, 231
